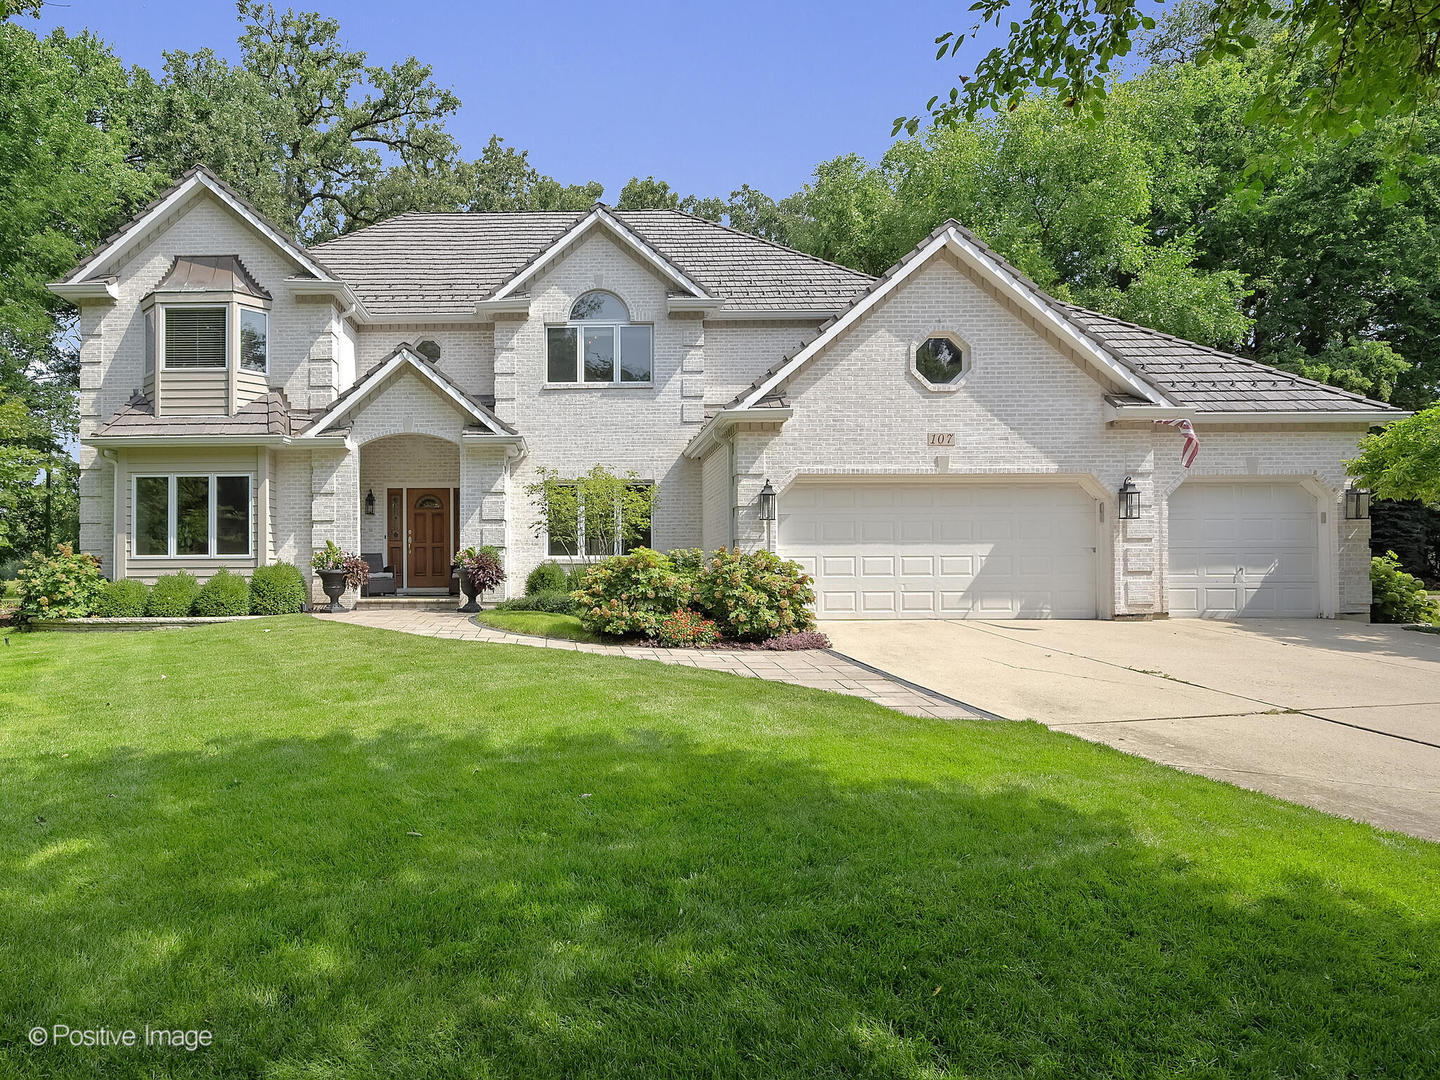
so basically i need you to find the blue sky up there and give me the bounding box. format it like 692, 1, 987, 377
31, 0, 1006, 201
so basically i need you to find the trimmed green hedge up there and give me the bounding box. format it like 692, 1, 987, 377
95, 579, 150, 618
194, 569, 252, 617
146, 572, 200, 617
248, 563, 307, 615
491, 589, 575, 614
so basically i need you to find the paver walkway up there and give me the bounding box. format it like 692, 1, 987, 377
313, 609, 980, 719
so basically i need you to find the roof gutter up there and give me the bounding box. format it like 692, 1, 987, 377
682, 407, 793, 460
286, 277, 371, 321
1105, 404, 1408, 425
82, 434, 349, 449
459, 432, 527, 458
47, 280, 119, 303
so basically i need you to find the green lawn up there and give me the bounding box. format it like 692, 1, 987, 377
2, 619, 1437, 1078
476, 609, 606, 642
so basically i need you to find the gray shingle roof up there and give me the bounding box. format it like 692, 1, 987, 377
94, 390, 315, 438
1061, 305, 1397, 413
311, 209, 874, 318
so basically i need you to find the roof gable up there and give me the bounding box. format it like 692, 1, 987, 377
301, 345, 516, 438
486, 206, 712, 303
733, 223, 1171, 410
62, 166, 334, 285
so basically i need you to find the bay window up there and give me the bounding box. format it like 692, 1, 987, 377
240, 308, 268, 373
132, 474, 253, 558
545, 290, 652, 385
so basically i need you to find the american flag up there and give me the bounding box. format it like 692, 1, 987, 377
1157, 418, 1200, 468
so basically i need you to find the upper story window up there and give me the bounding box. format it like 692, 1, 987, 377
545, 290, 653, 386
143, 256, 272, 382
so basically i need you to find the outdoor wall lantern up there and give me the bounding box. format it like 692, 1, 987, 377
1344, 485, 1372, 520
758, 479, 778, 522
364, 488, 376, 516
1118, 476, 1141, 521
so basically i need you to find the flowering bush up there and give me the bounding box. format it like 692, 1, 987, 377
573, 547, 691, 638
15, 544, 104, 623
455, 545, 505, 598
655, 609, 720, 648
693, 547, 816, 642
1371, 551, 1440, 623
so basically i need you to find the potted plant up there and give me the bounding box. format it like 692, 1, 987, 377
311, 541, 369, 613
453, 545, 505, 612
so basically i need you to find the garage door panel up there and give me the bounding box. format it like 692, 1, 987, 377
779, 481, 1097, 620
1168, 483, 1319, 618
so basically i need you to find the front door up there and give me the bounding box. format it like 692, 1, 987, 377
407, 488, 451, 589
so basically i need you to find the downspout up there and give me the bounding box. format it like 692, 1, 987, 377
726, 429, 738, 548
101, 449, 120, 578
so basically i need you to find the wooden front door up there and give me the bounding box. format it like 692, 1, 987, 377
407, 488, 451, 588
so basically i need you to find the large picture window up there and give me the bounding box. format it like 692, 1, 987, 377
546, 482, 654, 557
131, 474, 252, 558
544, 290, 652, 385
163, 307, 228, 369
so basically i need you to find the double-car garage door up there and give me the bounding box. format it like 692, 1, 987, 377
779, 478, 1322, 620
779, 481, 1099, 619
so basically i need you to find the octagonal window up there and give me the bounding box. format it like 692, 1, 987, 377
914, 335, 968, 387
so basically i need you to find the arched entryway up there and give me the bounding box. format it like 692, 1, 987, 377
359, 434, 461, 592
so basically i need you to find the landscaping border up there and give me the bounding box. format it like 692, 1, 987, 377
24, 616, 274, 632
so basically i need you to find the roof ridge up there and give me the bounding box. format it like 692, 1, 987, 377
1060, 302, 1395, 410
613, 206, 877, 281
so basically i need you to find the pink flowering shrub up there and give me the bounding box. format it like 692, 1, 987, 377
572, 547, 691, 638
692, 547, 816, 642
655, 609, 720, 648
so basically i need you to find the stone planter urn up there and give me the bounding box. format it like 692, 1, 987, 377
318, 568, 349, 613
457, 567, 481, 613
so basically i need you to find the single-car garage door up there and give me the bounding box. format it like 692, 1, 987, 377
779, 481, 1098, 619
1167, 482, 1320, 618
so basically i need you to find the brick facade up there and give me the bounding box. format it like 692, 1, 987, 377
67, 188, 1374, 617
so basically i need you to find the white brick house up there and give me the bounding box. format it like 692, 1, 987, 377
51, 166, 1402, 619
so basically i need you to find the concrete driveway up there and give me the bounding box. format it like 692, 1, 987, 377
822, 618, 1440, 840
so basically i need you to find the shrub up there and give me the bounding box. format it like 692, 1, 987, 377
1371, 551, 1440, 624
566, 565, 589, 591
15, 544, 104, 623
146, 572, 200, 617
193, 569, 252, 617
655, 609, 719, 648
491, 589, 575, 614
572, 547, 691, 638
669, 547, 706, 582
693, 547, 817, 641
249, 562, 306, 615
95, 579, 150, 618
525, 561, 569, 595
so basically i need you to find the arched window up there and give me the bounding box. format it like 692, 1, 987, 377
547, 291, 652, 385
570, 291, 628, 322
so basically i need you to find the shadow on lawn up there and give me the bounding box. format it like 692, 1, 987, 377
4, 726, 1436, 1078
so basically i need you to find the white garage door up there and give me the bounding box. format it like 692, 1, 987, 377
1167, 482, 1320, 618
779, 481, 1098, 620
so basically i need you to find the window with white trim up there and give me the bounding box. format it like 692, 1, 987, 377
240, 308, 268, 373
546, 482, 654, 557
164, 307, 228, 369
545, 291, 653, 385
132, 474, 252, 557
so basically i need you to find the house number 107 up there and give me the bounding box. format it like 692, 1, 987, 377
927, 433, 955, 447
